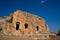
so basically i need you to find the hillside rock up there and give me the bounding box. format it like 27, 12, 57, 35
0, 10, 50, 36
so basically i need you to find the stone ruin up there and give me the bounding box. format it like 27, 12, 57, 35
0, 10, 50, 39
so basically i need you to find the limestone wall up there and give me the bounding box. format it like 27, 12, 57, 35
12, 10, 50, 35
0, 10, 50, 36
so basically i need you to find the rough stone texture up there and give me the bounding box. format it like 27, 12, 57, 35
11, 10, 50, 35
0, 10, 60, 40
0, 10, 50, 39
0, 31, 60, 40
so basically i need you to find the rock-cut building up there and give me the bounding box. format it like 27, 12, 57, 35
0, 10, 50, 37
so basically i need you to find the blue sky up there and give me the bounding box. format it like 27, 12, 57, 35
0, 0, 60, 32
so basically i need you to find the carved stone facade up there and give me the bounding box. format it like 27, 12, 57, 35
0, 10, 50, 36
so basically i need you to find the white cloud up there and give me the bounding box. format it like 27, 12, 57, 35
40, 1, 45, 4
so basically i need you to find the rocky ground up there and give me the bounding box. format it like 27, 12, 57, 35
49, 35, 60, 40
0, 31, 32, 40
0, 31, 60, 40
0, 31, 49, 40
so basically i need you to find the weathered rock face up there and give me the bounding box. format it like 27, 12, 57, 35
0, 10, 50, 35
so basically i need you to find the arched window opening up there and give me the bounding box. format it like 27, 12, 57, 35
16, 22, 20, 30
36, 26, 39, 31
25, 23, 28, 29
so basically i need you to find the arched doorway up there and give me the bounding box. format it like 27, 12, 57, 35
16, 22, 20, 30
36, 26, 39, 31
